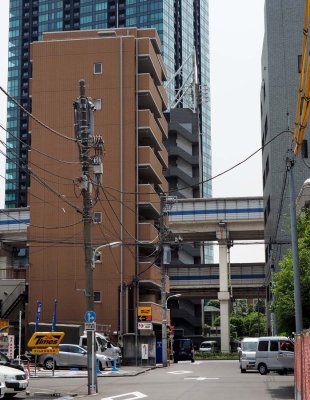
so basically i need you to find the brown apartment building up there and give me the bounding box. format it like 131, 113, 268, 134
27, 28, 169, 342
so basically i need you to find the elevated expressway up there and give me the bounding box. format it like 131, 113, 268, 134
168, 197, 264, 351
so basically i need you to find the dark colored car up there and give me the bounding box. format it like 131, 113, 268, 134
0, 352, 24, 371
173, 339, 195, 363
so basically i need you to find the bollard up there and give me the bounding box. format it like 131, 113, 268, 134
96, 358, 102, 375
111, 356, 119, 372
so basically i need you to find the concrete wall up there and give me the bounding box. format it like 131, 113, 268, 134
123, 333, 156, 366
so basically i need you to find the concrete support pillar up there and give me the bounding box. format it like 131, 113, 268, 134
216, 227, 230, 353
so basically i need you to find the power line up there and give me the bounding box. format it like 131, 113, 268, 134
0, 86, 76, 143
0, 124, 79, 164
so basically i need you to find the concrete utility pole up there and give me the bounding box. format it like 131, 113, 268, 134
74, 80, 104, 395
160, 195, 177, 367
287, 155, 303, 334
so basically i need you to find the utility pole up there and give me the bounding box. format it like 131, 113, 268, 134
287, 154, 303, 334
160, 195, 176, 367
74, 80, 104, 394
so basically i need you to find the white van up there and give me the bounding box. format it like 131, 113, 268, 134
238, 337, 259, 373
79, 332, 122, 364
199, 341, 219, 353
255, 336, 294, 375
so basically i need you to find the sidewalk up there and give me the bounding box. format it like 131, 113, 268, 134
29, 365, 155, 379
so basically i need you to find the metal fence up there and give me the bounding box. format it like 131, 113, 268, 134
295, 329, 310, 400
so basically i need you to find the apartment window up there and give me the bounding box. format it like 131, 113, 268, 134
94, 63, 102, 74
94, 291, 102, 303
264, 116, 268, 140
93, 212, 102, 223
266, 156, 269, 177
94, 99, 102, 110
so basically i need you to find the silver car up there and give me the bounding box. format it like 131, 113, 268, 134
38, 344, 112, 370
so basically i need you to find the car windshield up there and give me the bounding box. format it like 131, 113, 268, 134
241, 342, 257, 351
0, 352, 10, 363
176, 340, 191, 349
201, 343, 211, 348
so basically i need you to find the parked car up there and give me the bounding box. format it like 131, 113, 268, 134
0, 352, 24, 372
198, 341, 219, 353
173, 339, 195, 363
0, 381, 5, 399
38, 344, 113, 370
238, 337, 259, 373
0, 365, 28, 398
255, 336, 294, 375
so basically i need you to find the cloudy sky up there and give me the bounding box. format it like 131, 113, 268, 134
0, 0, 266, 262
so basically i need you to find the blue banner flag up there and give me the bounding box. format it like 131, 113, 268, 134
35, 301, 42, 332
52, 300, 57, 332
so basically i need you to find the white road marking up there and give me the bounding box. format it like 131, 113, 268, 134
168, 370, 192, 375
101, 392, 148, 400
184, 377, 219, 381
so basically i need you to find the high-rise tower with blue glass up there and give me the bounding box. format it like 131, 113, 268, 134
6, 0, 211, 210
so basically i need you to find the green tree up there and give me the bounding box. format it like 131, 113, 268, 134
272, 212, 310, 334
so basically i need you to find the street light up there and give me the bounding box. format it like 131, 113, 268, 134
87, 241, 122, 394
166, 293, 182, 308
162, 293, 182, 367
92, 241, 122, 268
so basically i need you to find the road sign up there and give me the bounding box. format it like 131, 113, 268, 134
137, 315, 152, 322
27, 332, 65, 348
138, 322, 152, 330
31, 347, 60, 354
138, 307, 151, 317
85, 322, 96, 331
84, 310, 96, 323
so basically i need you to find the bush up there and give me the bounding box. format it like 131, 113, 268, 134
195, 352, 239, 360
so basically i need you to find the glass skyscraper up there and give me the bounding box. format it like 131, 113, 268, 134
6, 0, 211, 210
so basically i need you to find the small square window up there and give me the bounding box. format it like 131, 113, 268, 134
94, 212, 102, 224
94, 291, 102, 302
94, 63, 102, 74
94, 99, 102, 110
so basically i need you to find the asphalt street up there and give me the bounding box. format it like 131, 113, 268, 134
15, 360, 294, 400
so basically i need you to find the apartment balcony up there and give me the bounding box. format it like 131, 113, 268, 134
158, 179, 169, 194
157, 84, 168, 111
138, 146, 164, 184
138, 38, 165, 85
157, 146, 168, 170
139, 262, 170, 292
139, 222, 159, 243
157, 115, 168, 140
138, 110, 162, 151
138, 301, 170, 325
138, 184, 160, 219
138, 74, 163, 118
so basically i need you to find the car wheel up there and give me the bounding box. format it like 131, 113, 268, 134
191, 358, 195, 363
174, 359, 178, 363
258, 363, 268, 375
4, 394, 17, 398
44, 358, 55, 370
241, 368, 246, 373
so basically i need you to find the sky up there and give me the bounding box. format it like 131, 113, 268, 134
0, 0, 265, 263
